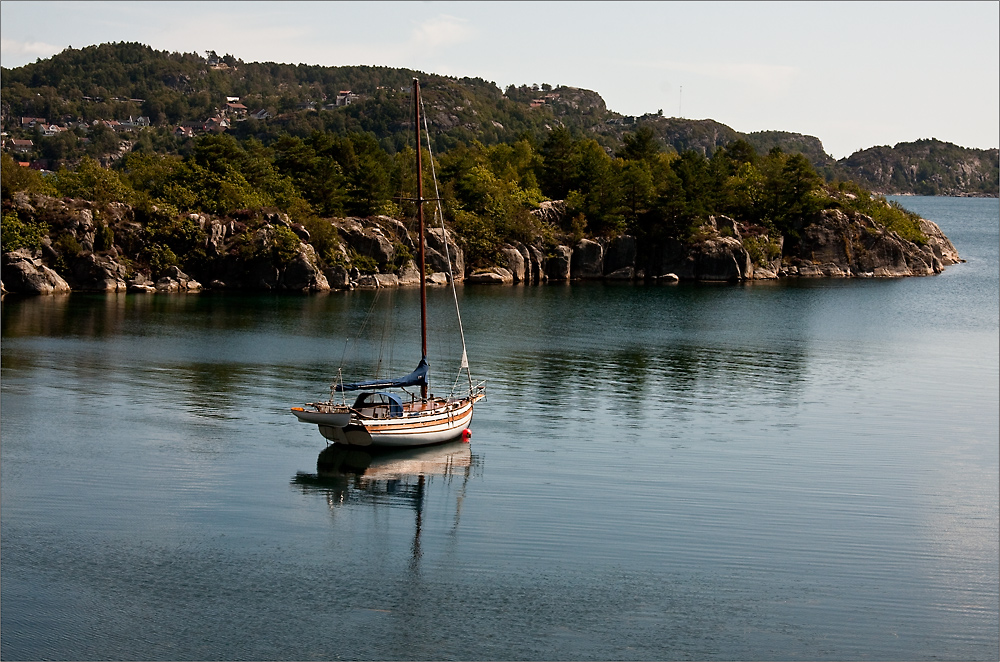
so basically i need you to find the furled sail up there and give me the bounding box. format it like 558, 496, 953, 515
335, 358, 429, 392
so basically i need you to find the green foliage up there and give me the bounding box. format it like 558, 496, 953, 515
112, 134, 303, 216
181, 135, 287, 213
272, 132, 347, 216
341, 132, 395, 217
617, 160, 654, 227
618, 126, 660, 163
1, 153, 57, 200
231, 231, 262, 263
568, 139, 624, 235
269, 224, 301, 265
121, 152, 187, 204
1, 211, 49, 251
742, 236, 782, 266
94, 222, 115, 251
539, 127, 575, 199
450, 208, 501, 267
300, 216, 340, 264
439, 141, 544, 251
835, 182, 927, 244
141, 242, 179, 275
350, 252, 379, 273
49, 157, 131, 204
391, 241, 413, 271
133, 202, 210, 273
54, 232, 83, 257
6, 42, 996, 199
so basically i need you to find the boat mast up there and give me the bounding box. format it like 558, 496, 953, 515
414, 78, 428, 400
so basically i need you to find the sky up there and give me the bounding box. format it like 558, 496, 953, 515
1, 0, 997, 159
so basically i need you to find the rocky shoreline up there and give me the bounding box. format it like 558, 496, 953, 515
1, 193, 962, 297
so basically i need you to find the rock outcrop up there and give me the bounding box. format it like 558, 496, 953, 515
334, 217, 398, 265
676, 235, 752, 282
1, 249, 71, 295
544, 245, 573, 281
604, 235, 637, 276
425, 227, 464, 280
64, 252, 130, 292
279, 243, 329, 292
531, 200, 568, 227
0, 192, 962, 296
781, 209, 962, 278
571, 239, 603, 279
498, 245, 526, 282
154, 266, 202, 292
467, 268, 514, 284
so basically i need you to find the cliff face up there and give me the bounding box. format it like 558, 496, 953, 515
0, 194, 465, 295
460, 205, 962, 285
1, 193, 962, 296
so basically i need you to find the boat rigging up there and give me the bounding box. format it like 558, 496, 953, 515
291, 78, 486, 448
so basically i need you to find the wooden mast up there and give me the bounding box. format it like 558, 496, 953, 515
414, 78, 428, 400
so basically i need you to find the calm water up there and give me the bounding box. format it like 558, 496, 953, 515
2, 196, 997, 661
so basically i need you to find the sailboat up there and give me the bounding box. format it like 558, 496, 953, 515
291, 78, 486, 448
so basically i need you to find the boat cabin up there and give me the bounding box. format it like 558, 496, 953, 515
352, 392, 404, 419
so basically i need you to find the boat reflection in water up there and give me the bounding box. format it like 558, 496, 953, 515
292, 441, 477, 561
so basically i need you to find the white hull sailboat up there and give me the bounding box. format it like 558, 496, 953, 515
292, 78, 485, 448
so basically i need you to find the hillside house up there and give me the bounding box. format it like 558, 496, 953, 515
335, 90, 358, 107
40, 124, 67, 137
205, 116, 230, 132
8, 138, 34, 153
251, 108, 271, 120
225, 102, 248, 118
178, 120, 208, 134
20, 117, 46, 128
92, 119, 122, 131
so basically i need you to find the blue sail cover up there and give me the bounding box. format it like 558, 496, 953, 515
335, 357, 429, 392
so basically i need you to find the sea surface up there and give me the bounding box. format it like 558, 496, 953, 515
2, 196, 997, 661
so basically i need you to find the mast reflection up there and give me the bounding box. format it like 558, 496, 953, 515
292, 441, 477, 562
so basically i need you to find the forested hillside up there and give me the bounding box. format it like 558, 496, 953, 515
0, 42, 860, 169
3, 42, 995, 198
0, 41, 982, 297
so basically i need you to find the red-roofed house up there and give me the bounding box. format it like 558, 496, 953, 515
8, 138, 34, 153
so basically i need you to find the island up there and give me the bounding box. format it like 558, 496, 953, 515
0, 44, 979, 295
